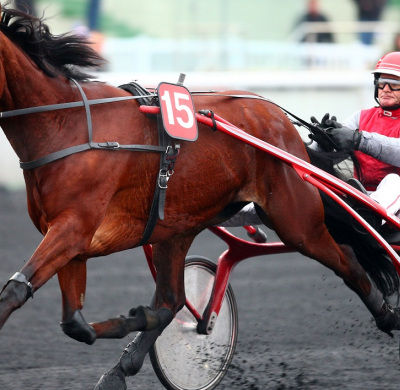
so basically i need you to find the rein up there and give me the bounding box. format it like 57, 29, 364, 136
190, 92, 339, 150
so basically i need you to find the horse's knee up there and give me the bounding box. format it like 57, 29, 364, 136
60, 309, 96, 345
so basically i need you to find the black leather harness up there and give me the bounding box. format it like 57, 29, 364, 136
3, 79, 323, 245
18, 79, 165, 170
118, 82, 181, 244
5, 78, 179, 244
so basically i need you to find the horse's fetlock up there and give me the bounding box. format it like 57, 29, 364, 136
157, 307, 174, 332
0, 280, 29, 307
119, 328, 164, 376
119, 339, 144, 376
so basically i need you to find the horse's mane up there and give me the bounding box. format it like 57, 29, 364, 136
305, 144, 400, 299
0, 2, 104, 81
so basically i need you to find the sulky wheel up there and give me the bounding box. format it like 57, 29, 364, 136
149, 256, 238, 390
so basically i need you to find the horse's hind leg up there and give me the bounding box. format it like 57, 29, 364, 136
304, 237, 399, 334
95, 234, 194, 390
256, 163, 400, 334
266, 188, 399, 335
337, 245, 400, 335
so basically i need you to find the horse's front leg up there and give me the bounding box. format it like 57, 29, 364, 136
58, 258, 163, 344
0, 215, 95, 330
95, 234, 195, 390
57, 257, 98, 345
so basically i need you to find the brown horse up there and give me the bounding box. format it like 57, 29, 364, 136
0, 4, 398, 389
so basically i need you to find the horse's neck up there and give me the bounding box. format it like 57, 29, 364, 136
0, 41, 73, 162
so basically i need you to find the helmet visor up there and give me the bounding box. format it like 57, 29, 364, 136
375, 78, 400, 91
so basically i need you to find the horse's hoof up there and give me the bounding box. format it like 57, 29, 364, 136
60, 309, 97, 345
94, 364, 126, 390
376, 304, 400, 337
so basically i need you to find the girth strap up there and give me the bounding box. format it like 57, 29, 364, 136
19, 143, 166, 170
138, 116, 180, 246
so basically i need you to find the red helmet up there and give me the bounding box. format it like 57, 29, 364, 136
372, 52, 400, 78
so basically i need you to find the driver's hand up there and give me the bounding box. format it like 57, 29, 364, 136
308, 132, 333, 152
311, 112, 328, 128
310, 113, 340, 129
309, 113, 334, 151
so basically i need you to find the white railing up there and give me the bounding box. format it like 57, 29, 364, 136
288, 21, 399, 42
102, 37, 381, 73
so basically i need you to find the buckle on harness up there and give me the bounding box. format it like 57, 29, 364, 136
98, 141, 120, 149
106, 141, 120, 149
158, 170, 171, 189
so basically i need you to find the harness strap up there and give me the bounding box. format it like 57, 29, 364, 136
19, 143, 165, 170
71, 79, 94, 145
1, 95, 155, 119
18, 79, 162, 170
138, 116, 173, 246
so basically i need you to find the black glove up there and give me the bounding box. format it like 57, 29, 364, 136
309, 113, 336, 151
325, 126, 362, 151
310, 113, 334, 129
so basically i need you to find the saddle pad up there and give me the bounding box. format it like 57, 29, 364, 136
119, 82, 156, 108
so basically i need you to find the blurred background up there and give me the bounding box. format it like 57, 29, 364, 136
1, 0, 400, 188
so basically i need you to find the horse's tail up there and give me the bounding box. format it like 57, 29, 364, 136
305, 143, 400, 299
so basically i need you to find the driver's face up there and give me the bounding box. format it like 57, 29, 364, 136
378, 73, 400, 107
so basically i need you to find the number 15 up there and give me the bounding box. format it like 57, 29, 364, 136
161, 91, 195, 129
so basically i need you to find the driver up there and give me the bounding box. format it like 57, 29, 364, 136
310, 51, 400, 226
222, 52, 400, 229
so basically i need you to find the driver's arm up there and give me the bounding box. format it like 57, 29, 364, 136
359, 132, 400, 168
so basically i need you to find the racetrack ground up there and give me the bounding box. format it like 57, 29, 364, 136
0, 189, 399, 390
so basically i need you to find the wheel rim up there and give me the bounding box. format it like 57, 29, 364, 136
152, 261, 237, 390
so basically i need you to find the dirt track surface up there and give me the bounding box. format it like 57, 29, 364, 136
1, 189, 400, 390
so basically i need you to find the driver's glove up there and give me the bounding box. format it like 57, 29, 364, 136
310, 113, 339, 129
308, 113, 336, 151
326, 126, 362, 151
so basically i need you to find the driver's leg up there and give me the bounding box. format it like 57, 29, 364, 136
370, 173, 400, 216
218, 202, 263, 227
